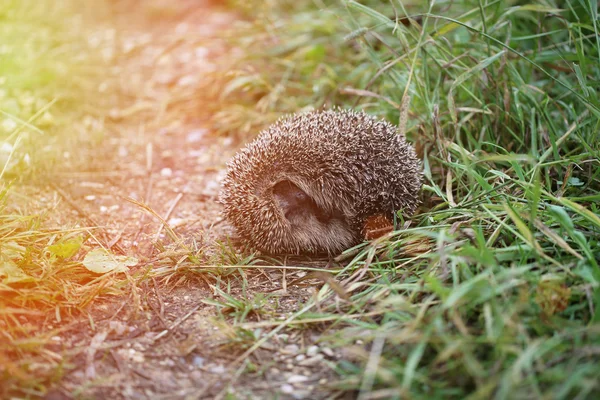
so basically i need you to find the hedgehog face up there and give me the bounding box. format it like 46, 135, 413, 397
272, 180, 326, 224
269, 180, 356, 254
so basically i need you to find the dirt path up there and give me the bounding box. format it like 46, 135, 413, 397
42, 2, 347, 399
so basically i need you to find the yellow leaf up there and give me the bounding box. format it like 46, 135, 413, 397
82, 248, 138, 274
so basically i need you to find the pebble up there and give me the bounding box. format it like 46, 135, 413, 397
292, 390, 312, 399
2, 118, 17, 132
186, 129, 207, 143
190, 370, 203, 383
168, 217, 185, 227
128, 349, 145, 363
192, 355, 205, 367
281, 344, 299, 354
109, 320, 127, 335
280, 384, 294, 394
287, 375, 309, 384
321, 347, 334, 358
209, 365, 225, 374
306, 345, 319, 357
298, 354, 324, 367
158, 359, 175, 367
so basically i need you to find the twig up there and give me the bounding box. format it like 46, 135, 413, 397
153, 192, 184, 242
150, 304, 201, 343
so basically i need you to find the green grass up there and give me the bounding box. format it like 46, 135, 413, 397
211, 0, 600, 398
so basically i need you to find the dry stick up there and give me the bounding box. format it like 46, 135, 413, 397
50, 183, 126, 255
150, 304, 201, 343
281, 265, 287, 293
152, 277, 168, 328
133, 142, 154, 244
153, 192, 184, 242
126, 197, 182, 244
107, 229, 124, 249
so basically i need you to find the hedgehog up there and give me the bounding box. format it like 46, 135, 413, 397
219, 109, 422, 255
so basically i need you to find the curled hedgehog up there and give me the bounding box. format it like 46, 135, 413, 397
219, 109, 422, 255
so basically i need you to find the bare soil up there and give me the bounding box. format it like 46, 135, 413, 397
31, 1, 354, 399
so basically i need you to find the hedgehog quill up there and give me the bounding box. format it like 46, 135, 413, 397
219, 109, 422, 255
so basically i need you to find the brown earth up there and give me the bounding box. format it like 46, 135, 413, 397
25, 1, 356, 399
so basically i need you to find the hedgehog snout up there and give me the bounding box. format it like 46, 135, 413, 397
272, 181, 310, 219
271, 180, 326, 223
270, 180, 355, 254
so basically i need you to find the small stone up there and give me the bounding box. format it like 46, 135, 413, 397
2, 118, 17, 132
84, 195, 96, 201
210, 365, 226, 374
292, 391, 312, 399
306, 345, 319, 357
295, 354, 306, 362
175, 22, 189, 34
186, 129, 207, 143
298, 354, 324, 367
168, 217, 184, 227
190, 370, 203, 383
159, 358, 175, 367
1, 142, 12, 152
109, 320, 127, 335
192, 356, 205, 367
287, 375, 309, 384
281, 384, 294, 394
321, 347, 334, 357
128, 350, 145, 363
195, 47, 209, 59
177, 75, 197, 87
281, 344, 299, 355
160, 167, 173, 177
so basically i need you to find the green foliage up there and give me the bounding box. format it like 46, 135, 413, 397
214, 0, 600, 398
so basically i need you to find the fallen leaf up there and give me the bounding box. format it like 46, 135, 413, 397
82, 248, 138, 274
